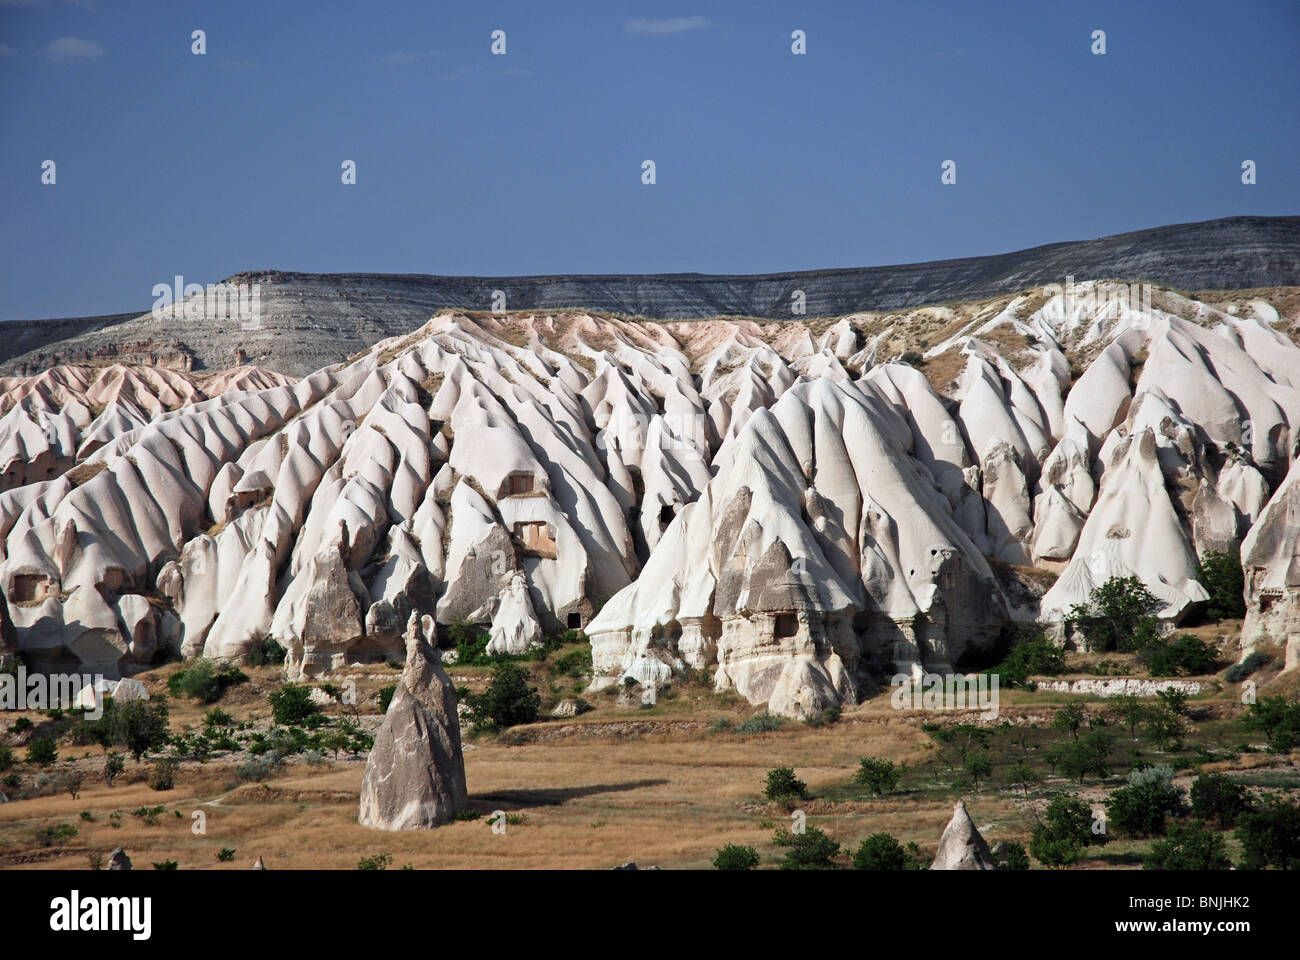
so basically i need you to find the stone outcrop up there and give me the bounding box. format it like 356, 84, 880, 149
1, 280, 1296, 714
930, 800, 997, 870
358, 613, 467, 830
107, 847, 132, 870
1241, 456, 1300, 653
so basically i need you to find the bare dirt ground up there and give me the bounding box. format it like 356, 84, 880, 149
1, 630, 1297, 871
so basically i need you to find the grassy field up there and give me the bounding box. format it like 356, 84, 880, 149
1, 633, 1297, 871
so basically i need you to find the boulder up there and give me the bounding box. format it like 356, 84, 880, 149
359, 613, 467, 830
107, 847, 132, 871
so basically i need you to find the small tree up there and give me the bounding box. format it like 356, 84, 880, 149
1059, 730, 1115, 784
86, 697, 171, 762
1241, 696, 1300, 746
1068, 575, 1161, 652
460, 662, 540, 730
712, 844, 760, 870
1143, 705, 1187, 752
852, 833, 916, 870
764, 767, 808, 804
27, 736, 58, 766
1109, 695, 1150, 739
1145, 822, 1232, 870
1106, 766, 1184, 837
1190, 773, 1251, 829
103, 751, 125, 787
773, 827, 840, 870
148, 758, 176, 791
965, 750, 993, 789
1004, 760, 1041, 795
1052, 703, 1086, 741
1030, 793, 1104, 867
268, 684, 316, 725
1235, 797, 1300, 870
1195, 548, 1245, 621
854, 757, 901, 795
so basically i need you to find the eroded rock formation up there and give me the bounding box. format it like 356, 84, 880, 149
358, 613, 467, 830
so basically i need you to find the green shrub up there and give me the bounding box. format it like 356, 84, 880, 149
35, 823, 78, 846
0, 744, 13, 772
26, 736, 58, 765
852, 833, 915, 870
1224, 652, 1271, 683
235, 755, 281, 782
1030, 793, 1104, 867
216, 848, 236, 862
802, 705, 840, 728
447, 619, 491, 665
9, 716, 33, 734
377, 684, 397, 714
167, 660, 247, 703
152, 860, 178, 870
460, 662, 540, 730
737, 712, 784, 734
1240, 695, 1300, 749
550, 647, 592, 678
268, 684, 316, 725
712, 843, 760, 870
203, 707, 234, 729
1145, 822, 1232, 870
1106, 766, 1184, 837
1059, 730, 1115, 784
1195, 548, 1245, 621
244, 635, 286, 667
774, 827, 840, 870
854, 757, 901, 795
102, 751, 124, 787
763, 767, 807, 803
148, 758, 176, 791
1190, 773, 1252, 828
1068, 575, 1161, 653
1235, 797, 1300, 870
998, 841, 1031, 870
84, 697, 172, 761
1142, 634, 1218, 677
357, 851, 393, 871
990, 627, 1066, 685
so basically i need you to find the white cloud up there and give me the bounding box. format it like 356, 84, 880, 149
43, 36, 106, 63
624, 16, 712, 36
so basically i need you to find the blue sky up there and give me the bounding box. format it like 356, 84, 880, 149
1, 0, 1297, 322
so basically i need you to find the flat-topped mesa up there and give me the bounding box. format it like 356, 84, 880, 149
0, 286, 1295, 700
359, 613, 467, 830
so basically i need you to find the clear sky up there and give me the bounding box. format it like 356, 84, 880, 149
1, 0, 1297, 322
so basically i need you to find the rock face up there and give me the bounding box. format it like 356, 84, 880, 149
0, 280, 1296, 713
359, 613, 467, 830
930, 800, 997, 871
1241, 456, 1300, 654
6, 217, 1297, 377
107, 847, 132, 870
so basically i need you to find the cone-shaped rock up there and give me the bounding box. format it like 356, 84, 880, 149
359, 613, 468, 830
930, 799, 996, 870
